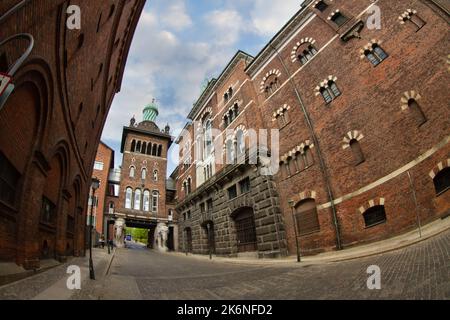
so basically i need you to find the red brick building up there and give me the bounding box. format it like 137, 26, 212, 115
176, 0, 450, 258
107, 102, 177, 251
87, 141, 114, 242
0, 0, 145, 268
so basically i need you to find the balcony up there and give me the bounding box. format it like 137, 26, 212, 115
201, 210, 213, 224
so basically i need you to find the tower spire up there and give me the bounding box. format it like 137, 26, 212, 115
143, 98, 159, 122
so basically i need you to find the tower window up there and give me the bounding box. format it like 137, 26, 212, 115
129, 166, 136, 178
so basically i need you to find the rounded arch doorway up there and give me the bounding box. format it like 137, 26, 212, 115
232, 207, 257, 253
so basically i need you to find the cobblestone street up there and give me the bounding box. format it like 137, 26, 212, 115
1, 230, 448, 300
71, 229, 450, 300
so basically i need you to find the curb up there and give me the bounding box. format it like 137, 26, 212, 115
104, 249, 116, 276
165, 222, 450, 267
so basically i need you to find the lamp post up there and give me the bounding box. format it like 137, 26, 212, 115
207, 223, 212, 260
288, 200, 301, 263
89, 177, 100, 280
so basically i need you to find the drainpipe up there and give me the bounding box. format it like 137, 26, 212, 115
268, 43, 342, 250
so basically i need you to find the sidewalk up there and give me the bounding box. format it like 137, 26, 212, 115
168, 217, 450, 266
0, 248, 115, 300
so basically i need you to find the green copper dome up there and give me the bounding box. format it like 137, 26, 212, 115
143, 99, 159, 122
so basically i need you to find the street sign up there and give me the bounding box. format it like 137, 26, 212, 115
0, 72, 12, 97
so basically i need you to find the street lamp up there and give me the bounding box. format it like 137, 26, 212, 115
89, 177, 100, 280
207, 223, 212, 260
288, 200, 301, 263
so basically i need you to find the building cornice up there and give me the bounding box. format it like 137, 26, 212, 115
187, 50, 254, 121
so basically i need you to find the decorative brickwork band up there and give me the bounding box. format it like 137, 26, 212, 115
260, 69, 282, 92
291, 38, 317, 62
359, 39, 383, 59
342, 130, 364, 149
280, 140, 314, 162
272, 104, 291, 121
429, 159, 450, 179
314, 75, 338, 96
358, 198, 386, 214
401, 91, 421, 110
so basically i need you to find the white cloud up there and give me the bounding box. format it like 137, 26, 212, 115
204, 10, 245, 46
102, 0, 304, 172
249, 0, 302, 36
161, 1, 193, 31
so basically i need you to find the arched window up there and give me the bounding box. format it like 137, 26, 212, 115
373, 45, 388, 61
295, 151, 305, 172
295, 199, 320, 235
143, 190, 150, 212
285, 157, 292, 177
152, 144, 157, 156
408, 99, 427, 126
289, 156, 297, 175
141, 142, 147, 154
365, 50, 380, 66
146, 143, 152, 155
152, 191, 159, 212
228, 87, 233, 99
158, 145, 162, 157
187, 177, 192, 193
233, 103, 239, 118
365, 45, 388, 66
141, 168, 147, 180
108, 202, 114, 214
265, 76, 279, 97
226, 139, 235, 164
329, 81, 341, 98
236, 130, 245, 158
303, 146, 314, 167
136, 141, 141, 153
153, 170, 158, 182
131, 140, 136, 152
401, 10, 426, 31
363, 205, 387, 227
298, 44, 318, 65
433, 167, 450, 195
204, 119, 212, 158
183, 181, 188, 195
129, 166, 135, 178
134, 189, 141, 210
125, 187, 132, 209
350, 139, 365, 165
320, 87, 333, 104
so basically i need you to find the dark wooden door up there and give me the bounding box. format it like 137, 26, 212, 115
235, 209, 257, 252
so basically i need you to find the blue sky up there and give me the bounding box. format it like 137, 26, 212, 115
101, 0, 303, 175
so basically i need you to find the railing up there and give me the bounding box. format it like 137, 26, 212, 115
201, 210, 213, 223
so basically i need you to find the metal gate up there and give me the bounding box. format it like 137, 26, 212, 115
234, 208, 257, 252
